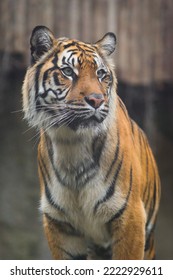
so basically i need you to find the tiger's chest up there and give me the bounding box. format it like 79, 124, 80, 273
43, 160, 110, 243
40, 133, 124, 245
40, 137, 112, 243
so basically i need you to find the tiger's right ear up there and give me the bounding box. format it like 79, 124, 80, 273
30, 26, 55, 64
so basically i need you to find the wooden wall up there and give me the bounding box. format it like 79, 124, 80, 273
116, 0, 173, 84
0, 0, 173, 85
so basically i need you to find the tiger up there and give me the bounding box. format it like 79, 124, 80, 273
22, 25, 160, 260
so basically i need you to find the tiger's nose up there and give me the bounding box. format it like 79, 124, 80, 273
84, 93, 104, 109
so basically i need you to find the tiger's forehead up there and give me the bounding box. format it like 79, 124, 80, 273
55, 38, 104, 69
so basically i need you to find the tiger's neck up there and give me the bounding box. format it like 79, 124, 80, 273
41, 126, 107, 188
46, 124, 106, 152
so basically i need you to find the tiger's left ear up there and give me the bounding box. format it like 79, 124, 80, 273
95, 32, 116, 56
30, 25, 55, 64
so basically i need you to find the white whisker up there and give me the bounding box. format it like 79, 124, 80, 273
28, 110, 73, 142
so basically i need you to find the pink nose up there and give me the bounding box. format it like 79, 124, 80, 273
85, 93, 104, 109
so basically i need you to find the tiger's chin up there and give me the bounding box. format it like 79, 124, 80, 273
67, 115, 106, 130
43, 114, 107, 141
41, 112, 107, 133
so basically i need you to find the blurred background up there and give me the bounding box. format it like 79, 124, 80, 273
0, 0, 173, 260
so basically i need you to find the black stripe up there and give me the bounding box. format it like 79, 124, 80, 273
39, 154, 51, 182
71, 57, 75, 67
88, 243, 112, 260
143, 146, 149, 202
142, 182, 150, 202
145, 224, 155, 251
58, 246, 87, 260
51, 52, 59, 67
45, 134, 66, 186
67, 50, 78, 55
36, 98, 42, 111
38, 157, 65, 213
92, 133, 107, 166
45, 183, 65, 212
77, 162, 97, 180
35, 63, 44, 101
69, 107, 91, 112
56, 89, 70, 101
80, 48, 95, 54
144, 181, 151, 211
146, 175, 157, 229
42, 69, 50, 91
35, 64, 57, 101
108, 167, 133, 223
94, 157, 123, 213
45, 213, 81, 237
144, 143, 159, 226
63, 42, 76, 49
143, 144, 149, 202
105, 131, 120, 180
145, 146, 149, 185
67, 52, 75, 64
101, 108, 109, 114
45, 134, 97, 188
73, 162, 98, 188
53, 71, 61, 86
71, 254, 87, 260
147, 235, 155, 259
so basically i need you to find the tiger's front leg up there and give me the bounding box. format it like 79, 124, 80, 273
110, 201, 146, 260
43, 214, 87, 260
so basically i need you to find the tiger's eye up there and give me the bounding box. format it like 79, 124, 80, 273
97, 69, 107, 79
61, 67, 74, 76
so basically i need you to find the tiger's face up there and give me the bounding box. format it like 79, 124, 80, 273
23, 26, 116, 133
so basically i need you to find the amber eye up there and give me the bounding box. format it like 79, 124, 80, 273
61, 67, 74, 77
97, 69, 107, 79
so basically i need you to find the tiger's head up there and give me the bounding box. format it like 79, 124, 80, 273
22, 26, 117, 135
